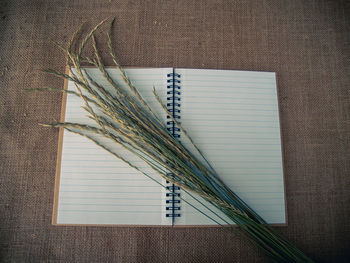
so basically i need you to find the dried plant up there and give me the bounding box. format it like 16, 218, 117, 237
28, 18, 313, 263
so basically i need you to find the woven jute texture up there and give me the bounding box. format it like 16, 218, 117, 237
0, 0, 349, 262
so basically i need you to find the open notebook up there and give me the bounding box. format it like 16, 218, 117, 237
53, 67, 286, 226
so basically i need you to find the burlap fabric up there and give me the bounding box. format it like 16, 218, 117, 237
0, 0, 349, 262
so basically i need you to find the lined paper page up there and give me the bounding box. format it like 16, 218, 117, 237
176, 68, 286, 225
56, 68, 172, 225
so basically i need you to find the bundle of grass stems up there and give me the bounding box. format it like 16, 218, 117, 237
31, 18, 314, 262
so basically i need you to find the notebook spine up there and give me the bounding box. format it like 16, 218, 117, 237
165, 70, 181, 221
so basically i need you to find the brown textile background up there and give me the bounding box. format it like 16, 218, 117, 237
0, 0, 349, 262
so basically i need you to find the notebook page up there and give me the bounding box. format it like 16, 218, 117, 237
175, 68, 285, 225
56, 68, 172, 225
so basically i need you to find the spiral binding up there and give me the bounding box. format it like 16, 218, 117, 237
165, 70, 181, 221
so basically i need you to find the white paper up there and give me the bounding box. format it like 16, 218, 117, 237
176, 68, 286, 225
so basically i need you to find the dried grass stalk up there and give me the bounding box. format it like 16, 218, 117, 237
29, 18, 314, 263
